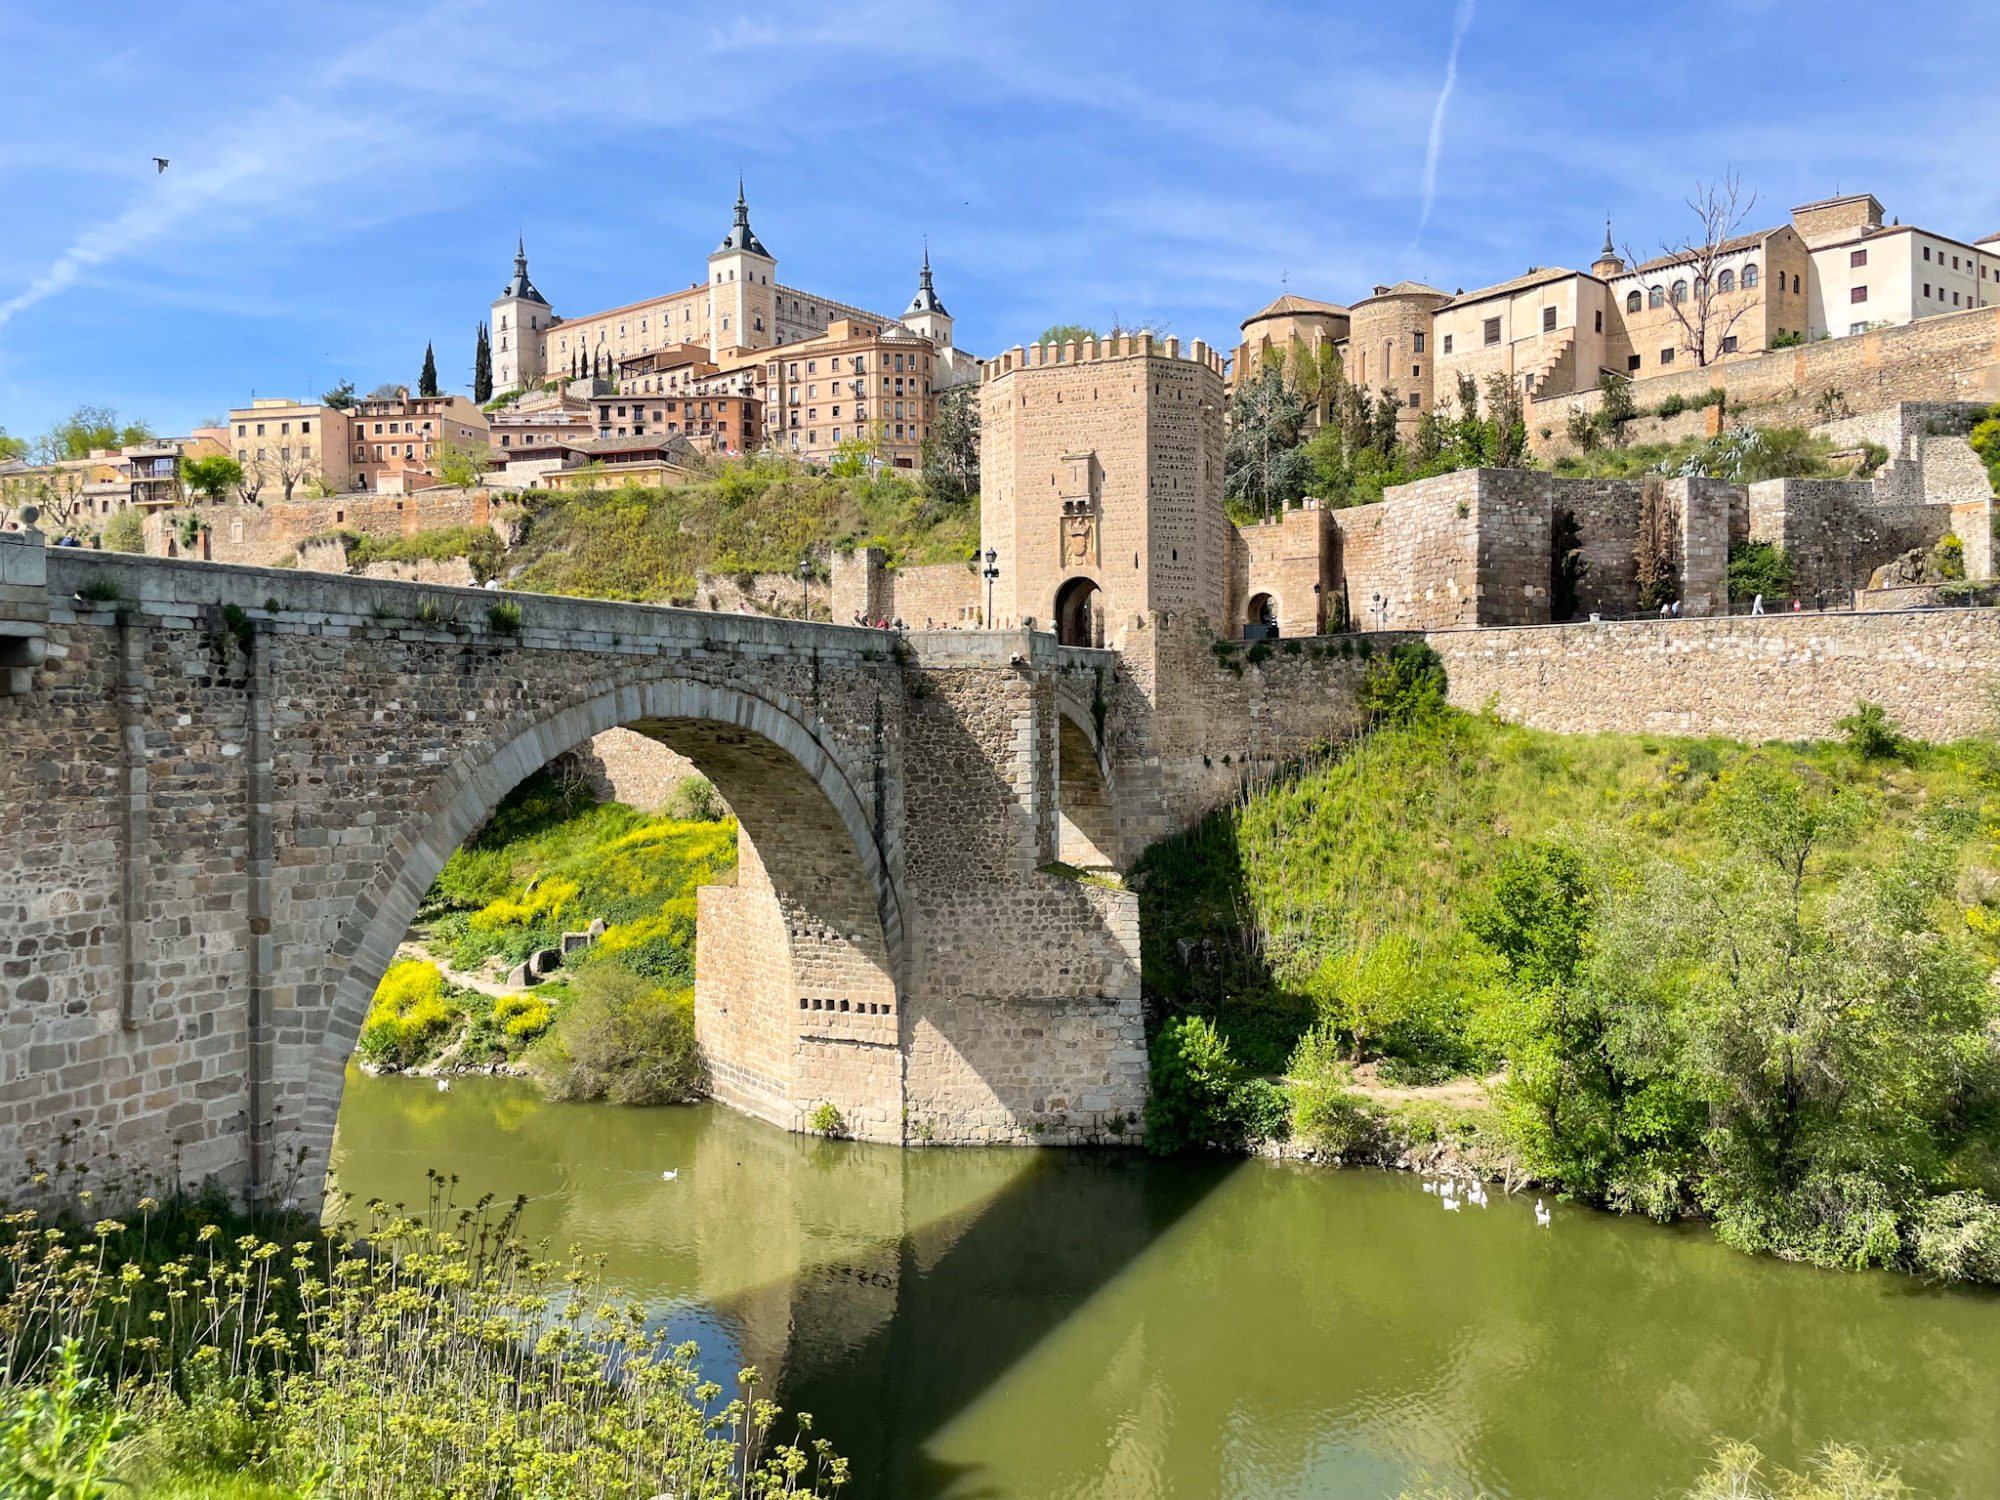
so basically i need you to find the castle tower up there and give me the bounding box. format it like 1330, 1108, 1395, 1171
706, 181, 777, 357
491, 237, 552, 395
980, 334, 1228, 647
901, 246, 953, 350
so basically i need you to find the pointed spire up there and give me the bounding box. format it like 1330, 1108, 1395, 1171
905, 242, 948, 318
715, 181, 768, 257
501, 235, 546, 305
1601, 217, 1614, 259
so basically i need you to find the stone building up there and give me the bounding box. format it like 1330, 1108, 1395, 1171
1344, 281, 1450, 434
1229, 293, 1350, 422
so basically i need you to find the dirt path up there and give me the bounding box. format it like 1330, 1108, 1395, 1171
1344, 1062, 1499, 1107
397, 937, 522, 997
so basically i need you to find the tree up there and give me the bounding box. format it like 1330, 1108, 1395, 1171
433, 440, 493, 491
322, 380, 356, 411
918, 383, 979, 512
183, 455, 244, 504
35, 405, 153, 462
367, 382, 404, 401
1037, 323, 1098, 347
419, 343, 440, 398
1634, 479, 1678, 610
0, 426, 26, 461
102, 505, 146, 553
1477, 374, 1529, 468
473, 323, 493, 404
1224, 362, 1314, 519
1625, 173, 1761, 369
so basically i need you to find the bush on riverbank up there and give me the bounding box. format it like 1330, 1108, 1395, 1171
0, 1190, 843, 1499
1136, 691, 2000, 1280
525, 962, 705, 1105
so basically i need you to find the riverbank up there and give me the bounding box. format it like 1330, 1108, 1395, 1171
1136, 653, 2000, 1283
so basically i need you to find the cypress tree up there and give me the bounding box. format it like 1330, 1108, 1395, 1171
419, 341, 440, 398
473, 324, 493, 403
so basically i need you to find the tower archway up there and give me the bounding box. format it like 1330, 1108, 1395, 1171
1054, 576, 1104, 648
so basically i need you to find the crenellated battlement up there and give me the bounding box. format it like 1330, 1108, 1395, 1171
982, 331, 1226, 381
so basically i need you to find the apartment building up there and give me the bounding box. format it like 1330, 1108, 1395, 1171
229, 399, 352, 498
756, 318, 942, 468
1794, 193, 2000, 339
343, 390, 491, 492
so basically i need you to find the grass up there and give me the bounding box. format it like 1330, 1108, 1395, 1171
300, 525, 505, 582
506, 456, 976, 603
1551, 425, 1839, 482
1135, 706, 2000, 1075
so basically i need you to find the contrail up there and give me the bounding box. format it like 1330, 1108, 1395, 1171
1414, 0, 1477, 242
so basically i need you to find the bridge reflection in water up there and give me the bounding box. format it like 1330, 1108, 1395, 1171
330, 1070, 2000, 1500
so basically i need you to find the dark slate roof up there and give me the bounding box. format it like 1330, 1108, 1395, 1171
715, 182, 770, 257
904, 246, 948, 317
502, 236, 548, 305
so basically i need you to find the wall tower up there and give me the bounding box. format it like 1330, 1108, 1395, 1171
706, 181, 778, 357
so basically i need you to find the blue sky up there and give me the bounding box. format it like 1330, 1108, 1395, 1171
1, 0, 1994, 440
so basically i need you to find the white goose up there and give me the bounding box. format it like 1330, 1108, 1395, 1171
1535, 1199, 1552, 1228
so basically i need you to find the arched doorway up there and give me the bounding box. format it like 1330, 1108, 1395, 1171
303, 678, 905, 1170
1054, 576, 1103, 648
1245, 592, 1277, 635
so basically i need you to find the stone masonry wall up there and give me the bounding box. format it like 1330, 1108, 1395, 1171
1230, 503, 1333, 638
1432, 609, 2000, 741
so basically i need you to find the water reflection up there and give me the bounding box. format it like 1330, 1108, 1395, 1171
332, 1071, 2000, 1500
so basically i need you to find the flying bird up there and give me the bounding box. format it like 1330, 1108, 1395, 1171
153, 158, 169, 173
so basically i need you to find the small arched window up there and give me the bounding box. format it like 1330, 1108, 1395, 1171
1742, 263, 1759, 288
1717, 269, 1735, 294
1626, 290, 1642, 313
1648, 285, 1664, 309
1671, 280, 1689, 303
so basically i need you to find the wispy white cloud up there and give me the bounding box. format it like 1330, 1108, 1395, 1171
1413, 0, 1477, 244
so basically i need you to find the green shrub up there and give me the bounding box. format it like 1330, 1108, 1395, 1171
1145, 1016, 1245, 1153
357, 960, 460, 1069
1834, 700, 1908, 762
666, 774, 727, 821
525, 962, 705, 1104
1357, 641, 1447, 724
0, 1342, 133, 1500
807, 1101, 844, 1137
1287, 1023, 1378, 1155
101, 506, 145, 553
487, 600, 522, 634
1726, 541, 1794, 603
492, 990, 554, 1041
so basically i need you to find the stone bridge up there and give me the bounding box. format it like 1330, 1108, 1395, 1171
0, 537, 1379, 1202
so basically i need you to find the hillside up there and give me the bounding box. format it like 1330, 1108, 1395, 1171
1135, 679, 2000, 1280
504, 458, 976, 604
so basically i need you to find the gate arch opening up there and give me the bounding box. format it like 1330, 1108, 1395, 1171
1245, 592, 1277, 632
1054, 576, 1104, 648
301, 677, 904, 1182
1056, 705, 1118, 871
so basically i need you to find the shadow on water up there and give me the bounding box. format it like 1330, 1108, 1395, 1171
760, 1148, 1238, 1500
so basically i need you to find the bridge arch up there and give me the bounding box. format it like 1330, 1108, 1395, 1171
298, 673, 904, 1165
1053, 694, 1119, 871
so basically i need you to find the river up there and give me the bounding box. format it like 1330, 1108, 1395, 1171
330, 1069, 2000, 1499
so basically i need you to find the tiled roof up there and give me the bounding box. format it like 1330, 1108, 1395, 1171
1628, 229, 1777, 277
1241, 294, 1349, 327
1439, 266, 1586, 308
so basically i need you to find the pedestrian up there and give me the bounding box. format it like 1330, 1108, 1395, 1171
1660, 601, 1670, 617
1671, 599, 1680, 617
1751, 593, 1765, 615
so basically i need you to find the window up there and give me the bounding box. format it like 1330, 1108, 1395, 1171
1648, 285, 1664, 308
1626, 290, 1642, 313
1792, 274, 1800, 293
1659, 348, 1675, 365
1594, 309, 1603, 332
1743, 264, 1758, 288
1412, 332, 1425, 353
1407, 392, 1420, 409
1670, 280, 1688, 303
1922, 283, 1931, 299
280, 421, 290, 435
1850, 321, 1870, 336
1412, 363, 1420, 378
301, 421, 310, 434
1442, 333, 1454, 353
1850, 248, 1867, 269
236, 424, 246, 436
256, 423, 266, 436
1542, 305, 1557, 333
1717, 269, 1735, 293
1923, 246, 1931, 262
1721, 335, 1739, 354
1954, 292, 1962, 306
1482, 317, 1501, 346
1627, 354, 1642, 371
1852, 285, 1869, 304
1953, 255, 1961, 271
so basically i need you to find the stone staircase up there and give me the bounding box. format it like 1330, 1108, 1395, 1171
1523, 336, 1576, 400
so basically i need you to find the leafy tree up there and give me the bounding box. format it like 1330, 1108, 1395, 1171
183, 454, 243, 503
0, 426, 26, 461
1145, 1015, 1272, 1153
918, 383, 979, 513
101, 505, 146, 553
1305, 933, 1424, 1065
419, 342, 440, 398
367, 382, 404, 401
473, 323, 493, 404
1224, 362, 1314, 519
322, 380, 356, 410
37, 405, 153, 462
1037, 323, 1098, 347
1357, 641, 1447, 724
1834, 700, 1908, 762
433, 440, 493, 491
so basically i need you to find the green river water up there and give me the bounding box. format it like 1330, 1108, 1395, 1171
330, 1069, 2000, 1499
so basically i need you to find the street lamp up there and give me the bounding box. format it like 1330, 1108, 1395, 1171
798, 555, 813, 621
982, 548, 1000, 629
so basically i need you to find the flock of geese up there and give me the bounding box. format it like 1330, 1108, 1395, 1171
1421, 1172, 1553, 1227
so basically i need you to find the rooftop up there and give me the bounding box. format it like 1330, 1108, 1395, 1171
1439, 266, 1588, 308
1241, 293, 1349, 328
